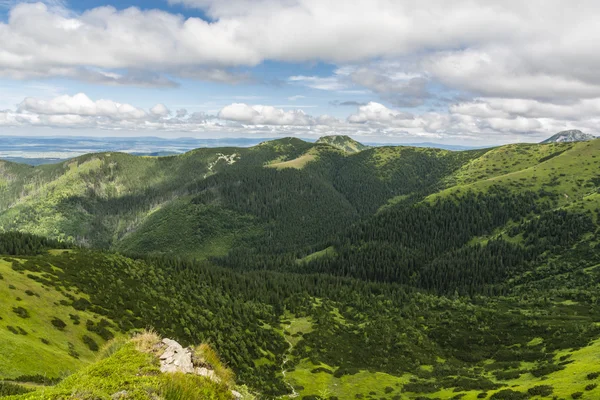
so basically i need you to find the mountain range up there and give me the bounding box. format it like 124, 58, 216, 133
0, 134, 599, 399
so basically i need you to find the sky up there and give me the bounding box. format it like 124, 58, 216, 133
0, 0, 599, 145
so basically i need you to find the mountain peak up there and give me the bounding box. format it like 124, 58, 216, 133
541, 129, 596, 144
316, 135, 369, 153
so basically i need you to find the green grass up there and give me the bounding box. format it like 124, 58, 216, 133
0, 257, 120, 380
286, 339, 600, 400
315, 135, 369, 154
5, 338, 233, 400
284, 359, 410, 400
430, 139, 600, 205
266, 152, 317, 169
296, 247, 336, 264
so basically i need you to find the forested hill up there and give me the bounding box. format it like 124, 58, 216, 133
0, 137, 598, 262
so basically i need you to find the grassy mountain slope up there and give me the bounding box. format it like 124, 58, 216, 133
315, 135, 370, 153
0, 252, 120, 380
432, 140, 600, 203
4, 332, 240, 400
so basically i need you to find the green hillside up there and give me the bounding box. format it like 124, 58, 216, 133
1, 138, 600, 399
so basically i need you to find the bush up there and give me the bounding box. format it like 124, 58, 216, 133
571, 392, 583, 399
402, 381, 439, 393
585, 383, 597, 391
11, 375, 61, 385
0, 382, 33, 396
68, 342, 79, 359
494, 370, 522, 380
490, 389, 528, 400
12, 306, 30, 318
51, 317, 67, 330
7, 325, 19, 335
310, 367, 333, 374
527, 385, 553, 396
530, 363, 565, 377
477, 393, 488, 399
40, 338, 50, 345
384, 386, 394, 394
587, 372, 600, 380
333, 367, 359, 378
7, 325, 27, 335
69, 314, 81, 325
86, 319, 114, 341
83, 335, 99, 352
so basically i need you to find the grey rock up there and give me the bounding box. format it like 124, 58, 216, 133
160, 338, 194, 373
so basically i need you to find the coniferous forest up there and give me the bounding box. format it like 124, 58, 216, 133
1, 136, 600, 399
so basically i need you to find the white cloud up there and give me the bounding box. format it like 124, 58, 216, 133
2, 93, 598, 145
451, 98, 600, 120
288, 75, 348, 91
348, 102, 413, 124
150, 104, 171, 118
217, 103, 316, 125
0, 0, 598, 102
17, 93, 148, 120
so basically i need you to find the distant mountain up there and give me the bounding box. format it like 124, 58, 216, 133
541, 129, 596, 144
316, 135, 369, 153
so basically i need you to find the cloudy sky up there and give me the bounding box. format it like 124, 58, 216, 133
0, 0, 599, 145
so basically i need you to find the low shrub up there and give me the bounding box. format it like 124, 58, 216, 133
83, 335, 99, 352
527, 385, 553, 396
51, 317, 67, 330
490, 389, 528, 400
587, 372, 600, 380
0, 382, 33, 396
12, 306, 30, 318
530, 363, 565, 377
310, 367, 333, 374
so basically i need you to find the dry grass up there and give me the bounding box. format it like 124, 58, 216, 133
131, 329, 162, 355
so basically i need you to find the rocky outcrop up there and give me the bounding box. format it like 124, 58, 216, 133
159, 338, 195, 374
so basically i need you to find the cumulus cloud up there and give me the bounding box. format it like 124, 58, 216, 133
150, 104, 171, 118
348, 102, 414, 124
17, 93, 148, 120
1, 93, 598, 144
217, 103, 316, 125
1, 0, 599, 103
